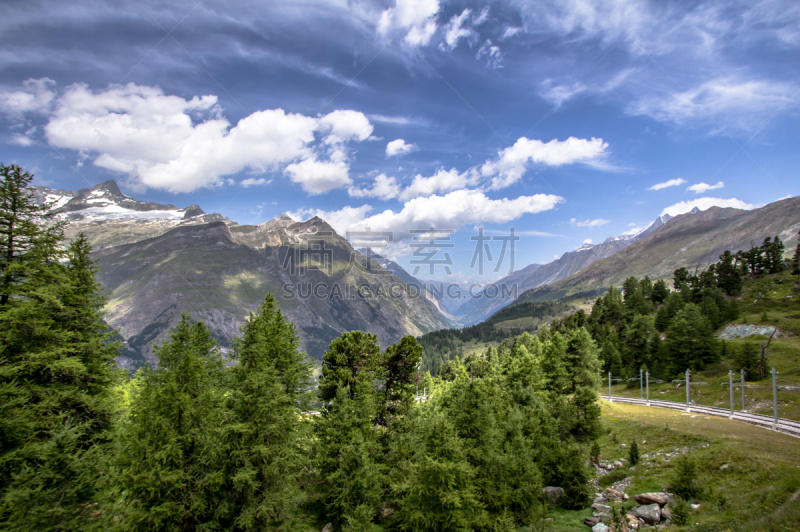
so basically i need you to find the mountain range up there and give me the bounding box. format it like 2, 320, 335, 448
33, 179, 799, 369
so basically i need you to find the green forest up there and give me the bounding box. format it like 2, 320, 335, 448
0, 166, 604, 531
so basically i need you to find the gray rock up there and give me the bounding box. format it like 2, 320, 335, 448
584, 516, 602, 527
631, 503, 662, 525
662, 505, 672, 521
592, 503, 612, 514
592, 523, 609, 532
634, 492, 670, 507
321, 524, 333, 532
542, 486, 565, 505
603, 487, 625, 502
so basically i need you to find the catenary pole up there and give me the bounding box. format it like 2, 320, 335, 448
609, 372, 612, 402
686, 369, 690, 411
646, 370, 650, 405
741, 369, 746, 411
772, 367, 778, 428
640, 367, 643, 399
729, 370, 734, 418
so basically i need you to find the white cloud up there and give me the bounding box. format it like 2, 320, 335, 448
481, 136, 608, 189
440, 8, 478, 51
289, 205, 374, 234
240, 177, 272, 187
17, 81, 373, 194
386, 138, 416, 157
629, 77, 797, 133
648, 178, 687, 191
501, 26, 522, 39
0, 78, 55, 116
660, 197, 758, 217
473, 6, 490, 25
284, 157, 351, 195
583, 238, 593, 245
348, 173, 401, 200
476, 39, 503, 67
377, 0, 440, 48
399, 167, 478, 200
319, 109, 373, 144
298, 189, 564, 242
622, 225, 645, 236
687, 181, 724, 194
570, 218, 610, 228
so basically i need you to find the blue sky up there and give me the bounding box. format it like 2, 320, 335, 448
0, 0, 798, 282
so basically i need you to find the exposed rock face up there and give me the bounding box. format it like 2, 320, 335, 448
717, 324, 782, 340
631, 503, 661, 525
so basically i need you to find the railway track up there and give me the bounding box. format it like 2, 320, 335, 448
603, 395, 800, 439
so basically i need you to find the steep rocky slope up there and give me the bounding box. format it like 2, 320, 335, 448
514, 196, 800, 304
94, 216, 449, 369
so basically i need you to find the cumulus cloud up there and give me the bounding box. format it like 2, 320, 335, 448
399, 167, 478, 200
570, 218, 610, 228
648, 178, 687, 190
348, 173, 401, 200
377, 0, 440, 47
297, 189, 564, 242
0, 78, 55, 116
660, 197, 758, 217
583, 238, 593, 245
687, 181, 724, 194
481, 136, 608, 189
12, 81, 373, 194
284, 157, 351, 195
386, 138, 416, 157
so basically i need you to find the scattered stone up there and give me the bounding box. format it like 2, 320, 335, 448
543, 486, 565, 505
603, 487, 625, 502
720, 464, 729, 471
662, 505, 672, 521
630, 466, 636, 471
691, 503, 701, 510
634, 492, 670, 507
584, 516, 602, 527
592, 522, 609, 532
614, 460, 624, 468
321, 524, 333, 532
631, 503, 662, 525
592, 502, 612, 514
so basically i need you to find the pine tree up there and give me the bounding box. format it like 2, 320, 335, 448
216, 294, 313, 531
315, 331, 384, 528
733, 343, 760, 380
792, 233, 800, 281
380, 335, 423, 426
116, 316, 224, 531
665, 304, 717, 374
0, 165, 117, 531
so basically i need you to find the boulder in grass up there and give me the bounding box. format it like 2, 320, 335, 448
631, 503, 662, 525
592, 523, 609, 532
584, 516, 602, 527
634, 492, 670, 507
542, 486, 565, 505
321, 524, 333, 532
603, 487, 625, 502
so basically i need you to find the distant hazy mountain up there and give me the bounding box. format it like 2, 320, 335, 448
452, 214, 673, 326
34, 181, 450, 369
514, 196, 800, 305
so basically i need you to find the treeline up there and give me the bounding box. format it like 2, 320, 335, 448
1, 164, 604, 531
547, 240, 793, 381
418, 301, 574, 375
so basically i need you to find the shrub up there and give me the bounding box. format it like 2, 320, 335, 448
628, 440, 639, 465
599, 469, 628, 487
670, 455, 702, 500
671, 497, 691, 525
590, 441, 601, 464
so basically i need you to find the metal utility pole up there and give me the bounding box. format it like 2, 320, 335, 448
640, 368, 643, 399
608, 372, 612, 402
686, 369, 691, 411
772, 368, 778, 429
729, 370, 734, 419
741, 369, 746, 412
646, 370, 650, 405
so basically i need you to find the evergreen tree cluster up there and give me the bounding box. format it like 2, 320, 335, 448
548, 240, 792, 380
